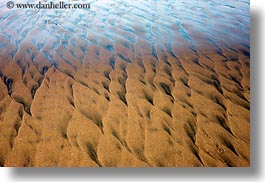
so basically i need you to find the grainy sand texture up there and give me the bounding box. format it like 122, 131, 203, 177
0, 0, 250, 167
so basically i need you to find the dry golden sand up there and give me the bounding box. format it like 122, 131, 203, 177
0, 43, 250, 167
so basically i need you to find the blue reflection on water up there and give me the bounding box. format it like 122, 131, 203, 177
0, 0, 249, 60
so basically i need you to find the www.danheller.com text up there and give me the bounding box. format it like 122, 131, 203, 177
7, 1, 91, 9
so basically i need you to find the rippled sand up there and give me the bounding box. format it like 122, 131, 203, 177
0, 0, 250, 167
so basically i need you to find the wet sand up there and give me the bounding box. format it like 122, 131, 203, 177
0, 44, 250, 167
0, 0, 250, 167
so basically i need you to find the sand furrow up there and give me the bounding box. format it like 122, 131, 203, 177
0, 41, 250, 167
0, 0, 249, 167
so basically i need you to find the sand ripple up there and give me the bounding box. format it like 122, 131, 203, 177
0, 0, 249, 167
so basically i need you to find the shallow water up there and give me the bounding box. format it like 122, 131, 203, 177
0, 0, 250, 167
0, 0, 250, 62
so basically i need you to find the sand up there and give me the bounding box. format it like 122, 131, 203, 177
0, 43, 250, 167
0, 0, 250, 167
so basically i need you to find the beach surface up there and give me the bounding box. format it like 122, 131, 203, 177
0, 0, 250, 167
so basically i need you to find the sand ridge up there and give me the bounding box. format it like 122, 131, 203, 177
0, 0, 249, 167
0, 42, 249, 167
